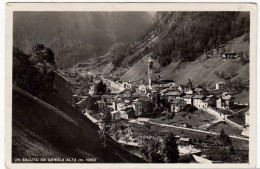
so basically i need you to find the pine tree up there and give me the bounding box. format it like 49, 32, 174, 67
163, 133, 179, 163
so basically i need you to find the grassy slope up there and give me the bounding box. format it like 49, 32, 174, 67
12, 86, 145, 163
120, 35, 249, 84
118, 35, 249, 102
151, 110, 216, 128
120, 54, 160, 83
12, 121, 69, 161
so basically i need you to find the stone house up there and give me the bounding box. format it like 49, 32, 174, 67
193, 95, 206, 108
202, 98, 215, 107
101, 95, 115, 105
216, 92, 235, 109
182, 95, 194, 105
170, 99, 186, 113
122, 89, 133, 98
165, 91, 183, 102
178, 85, 194, 95
133, 102, 142, 117
194, 87, 207, 96
216, 82, 226, 90
97, 100, 107, 111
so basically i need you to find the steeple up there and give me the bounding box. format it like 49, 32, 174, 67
148, 56, 154, 89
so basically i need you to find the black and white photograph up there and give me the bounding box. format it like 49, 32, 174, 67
5, 2, 257, 168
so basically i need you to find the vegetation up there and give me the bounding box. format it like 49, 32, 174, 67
13, 44, 56, 96
163, 133, 179, 163
110, 12, 249, 68
86, 96, 98, 112
183, 104, 198, 113
218, 129, 232, 146
140, 132, 179, 163
99, 109, 113, 147
96, 80, 107, 94
153, 12, 249, 66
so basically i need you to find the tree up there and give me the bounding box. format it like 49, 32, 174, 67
142, 101, 153, 115
99, 109, 113, 147
86, 96, 98, 112
149, 142, 165, 163
219, 71, 227, 79
218, 129, 232, 146
163, 133, 179, 163
144, 122, 155, 137
153, 107, 161, 116
228, 145, 235, 155
13, 45, 56, 96
166, 112, 174, 120
141, 134, 164, 163
97, 80, 107, 93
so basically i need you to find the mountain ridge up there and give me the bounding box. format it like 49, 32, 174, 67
13, 12, 154, 68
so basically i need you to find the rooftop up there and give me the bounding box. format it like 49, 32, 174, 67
193, 95, 205, 99
203, 98, 211, 102
222, 95, 235, 100
179, 137, 191, 142
183, 95, 194, 99
194, 88, 204, 92
207, 95, 215, 98
165, 91, 182, 96
101, 95, 115, 99
216, 82, 226, 85
170, 99, 184, 104
97, 100, 106, 103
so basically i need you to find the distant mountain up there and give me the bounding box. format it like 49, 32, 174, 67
13, 12, 154, 68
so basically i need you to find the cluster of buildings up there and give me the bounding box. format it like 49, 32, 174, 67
82, 57, 238, 121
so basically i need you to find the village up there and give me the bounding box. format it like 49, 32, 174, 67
60, 56, 249, 163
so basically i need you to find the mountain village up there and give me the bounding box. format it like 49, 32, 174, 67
11, 10, 252, 164
58, 56, 249, 163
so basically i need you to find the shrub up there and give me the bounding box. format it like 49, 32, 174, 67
183, 104, 198, 112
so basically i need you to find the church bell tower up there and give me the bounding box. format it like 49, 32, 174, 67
148, 57, 154, 89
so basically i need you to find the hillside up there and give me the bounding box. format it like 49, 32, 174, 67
124, 34, 248, 82
94, 12, 250, 102
96, 12, 249, 77
12, 44, 145, 163
100, 12, 249, 69
13, 12, 154, 68
119, 35, 249, 102
12, 86, 145, 163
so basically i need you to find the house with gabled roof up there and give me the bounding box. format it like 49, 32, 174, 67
120, 89, 133, 98
97, 100, 107, 111
216, 92, 235, 109
133, 102, 142, 117
182, 94, 194, 105
165, 91, 183, 102
202, 98, 215, 107
178, 85, 194, 95
193, 95, 206, 108
170, 99, 186, 113
101, 94, 115, 105
194, 87, 207, 96
178, 137, 192, 146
